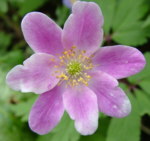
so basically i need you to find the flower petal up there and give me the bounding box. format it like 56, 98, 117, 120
93, 45, 146, 79
29, 86, 64, 135
89, 71, 131, 118
63, 86, 99, 135
21, 12, 63, 55
62, 1, 103, 55
6, 53, 60, 94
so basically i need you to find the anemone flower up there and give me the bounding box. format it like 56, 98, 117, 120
6, 1, 146, 135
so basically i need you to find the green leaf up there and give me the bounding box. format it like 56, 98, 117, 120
112, 22, 148, 46
111, 0, 149, 46
143, 15, 150, 28
95, 0, 117, 35
106, 95, 141, 141
0, 102, 36, 141
135, 90, 150, 115
86, 0, 149, 46
98, 0, 116, 35
37, 113, 80, 141
107, 85, 150, 141
143, 15, 150, 38
11, 95, 37, 122
112, 0, 147, 31
139, 80, 150, 95
85, 0, 117, 35
106, 115, 141, 141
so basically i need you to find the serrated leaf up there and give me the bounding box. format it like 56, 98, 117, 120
106, 115, 141, 141
112, 0, 147, 31
111, 0, 149, 46
135, 90, 150, 115
108, 85, 150, 141
112, 22, 148, 46
86, 0, 149, 46
106, 94, 141, 141
37, 113, 80, 141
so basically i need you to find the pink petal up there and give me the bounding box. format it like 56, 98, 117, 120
21, 12, 63, 55
29, 86, 64, 135
63, 86, 99, 135
89, 71, 131, 118
93, 45, 146, 79
6, 53, 60, 94
62, 1, 103, 55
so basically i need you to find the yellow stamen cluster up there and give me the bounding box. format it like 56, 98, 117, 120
54, 46, 94, 87
67, 61, 82, 76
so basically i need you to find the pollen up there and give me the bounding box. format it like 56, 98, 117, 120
57, 73, 68, 80
67, 61, 82, 76
54, 46, 94, 87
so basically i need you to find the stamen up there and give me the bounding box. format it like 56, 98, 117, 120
57, 73, 68, 80
67, 61, 82, 76
55, 46, 94, 87
50, 58, 55, 62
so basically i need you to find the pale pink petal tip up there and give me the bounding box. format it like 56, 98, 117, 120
93, 45, 146, 79
63, 86, 99, 135
89, 71, 131, 118
99, 87, 131, 118
6, 53, 60, 94
62, 1, 104, 55
21, 12, 63, 55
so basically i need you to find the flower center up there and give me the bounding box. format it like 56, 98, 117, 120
67, 61, 82, 76
54, 46, 94, 87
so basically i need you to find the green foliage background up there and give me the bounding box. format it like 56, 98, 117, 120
0, 0, 150, 141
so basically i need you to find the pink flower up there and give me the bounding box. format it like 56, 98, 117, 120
6, 1, 145, 135
63, 0, 80, 8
